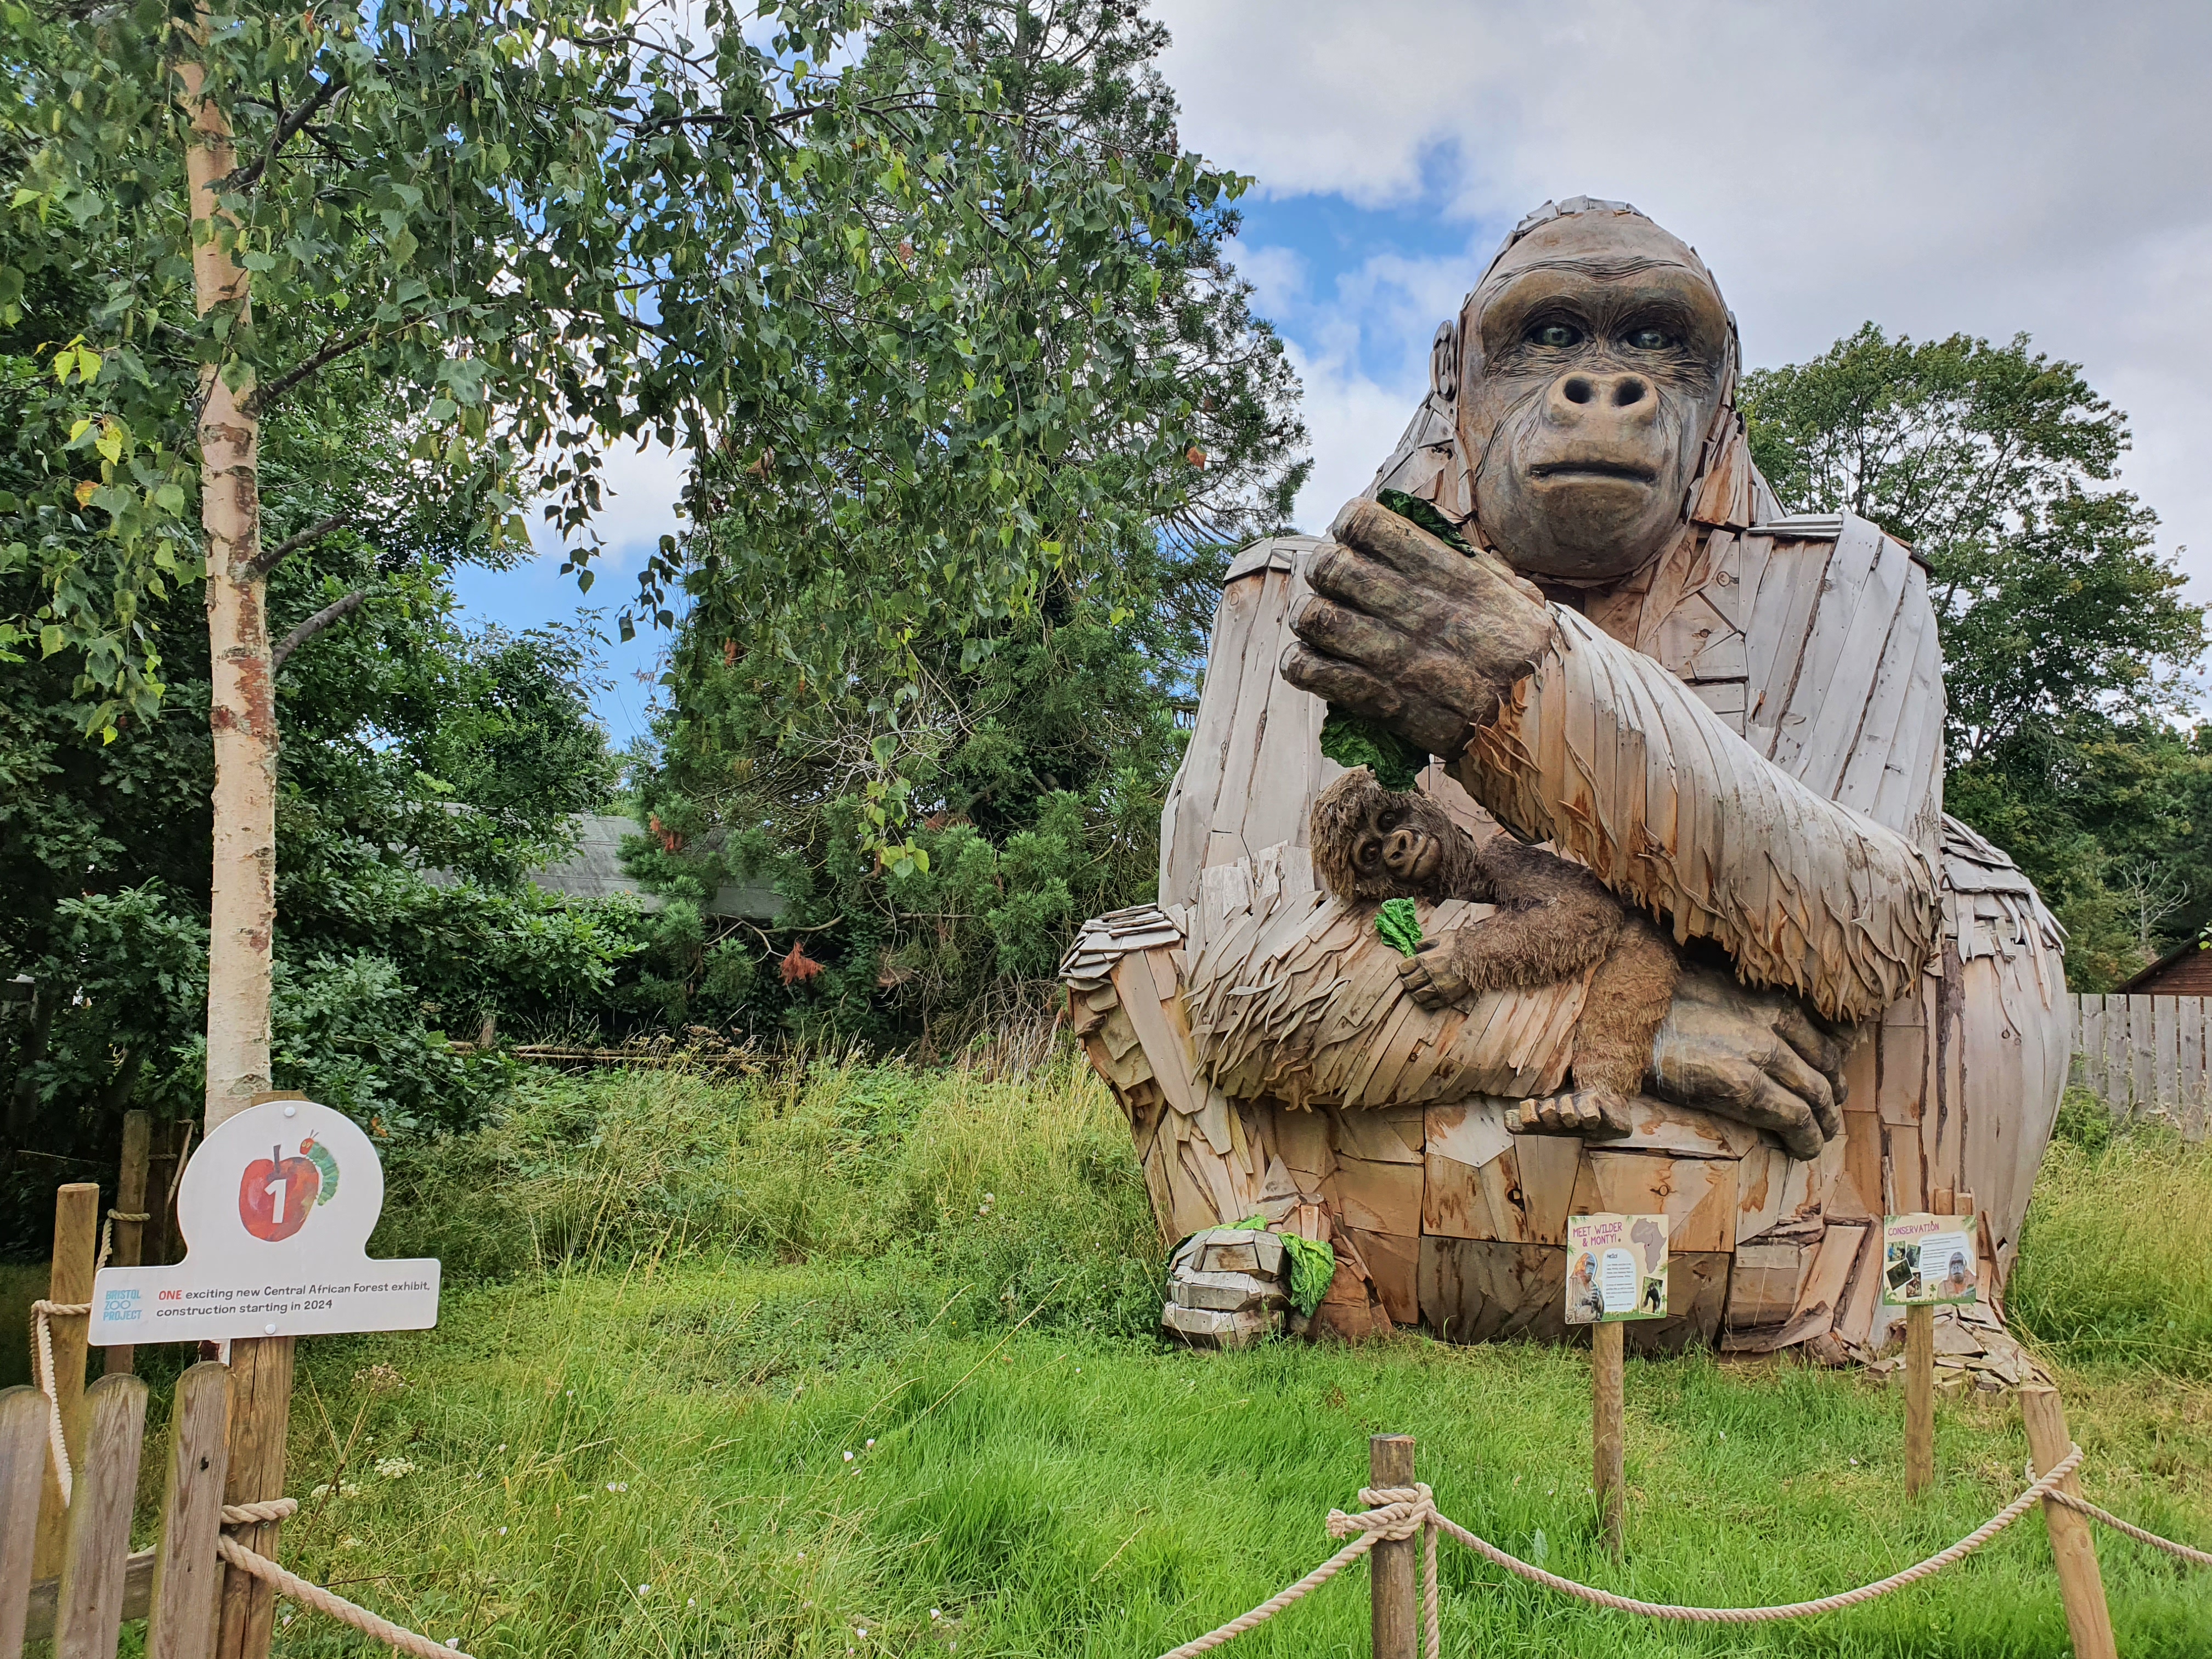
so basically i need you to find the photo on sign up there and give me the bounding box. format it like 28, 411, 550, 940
1881, 1212, 1980, 1307
1565, 1212, 1669, 1324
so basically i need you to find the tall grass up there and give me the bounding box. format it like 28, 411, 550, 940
370, 1051, 1165, 1337
2011, 1117, 2212, 1375
110, 1061, 2212, 1655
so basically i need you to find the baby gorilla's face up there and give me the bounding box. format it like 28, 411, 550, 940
1355, 800, 1447, 891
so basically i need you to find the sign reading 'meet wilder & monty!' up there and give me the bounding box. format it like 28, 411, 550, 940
88, 1098, 440, 1346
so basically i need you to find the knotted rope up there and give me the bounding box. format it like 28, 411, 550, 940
219, 1498, 475, 1658
1328, 1485, 1441, 1659
29, 1207, 155, 1503
1153, 1446, 2119, 1657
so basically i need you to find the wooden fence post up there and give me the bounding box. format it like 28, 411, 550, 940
2019, 1386, 2117, 1659
1, 1387, 47, 1655
51, 1373, 148, 1658
149, 1362, 232, 1659
33, 1184, 100, 1580
212, 1335, 294, 1659
1593, 1320, 1626, 1556
105, 1111, 153, 1376
1369, 1435, 1416, 1659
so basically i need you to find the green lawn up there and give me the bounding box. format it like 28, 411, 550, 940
80, 1063, 2212, 1655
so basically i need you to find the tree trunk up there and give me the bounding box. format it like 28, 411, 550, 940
179, 27, 273, 1134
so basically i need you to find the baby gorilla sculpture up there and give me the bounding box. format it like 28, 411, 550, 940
1311, 766, 1679, 1137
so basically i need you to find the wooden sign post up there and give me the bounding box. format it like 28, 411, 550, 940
1886, 1187, 1977, 1498
1904, 1298, 1934, 1497
1566, 1212, 1667, 1557
1592, 1321, 1626, 1556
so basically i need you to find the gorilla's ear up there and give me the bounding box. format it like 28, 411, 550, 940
1430, 320, 1457, 402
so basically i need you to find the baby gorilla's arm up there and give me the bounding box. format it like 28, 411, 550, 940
1397, 834, 1621, 1009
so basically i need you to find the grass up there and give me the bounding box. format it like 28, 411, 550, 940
60, 1060, 2212, 1655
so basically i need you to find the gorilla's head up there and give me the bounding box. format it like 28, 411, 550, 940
1453, 205, 1735, 584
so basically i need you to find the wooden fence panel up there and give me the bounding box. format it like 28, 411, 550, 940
2068, 992, 2212, 1138
2184, 996, 2208, 1138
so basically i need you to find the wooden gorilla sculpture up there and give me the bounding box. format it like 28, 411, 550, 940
1074, 197, 2068, 1362
1309, 766, 1679, 1138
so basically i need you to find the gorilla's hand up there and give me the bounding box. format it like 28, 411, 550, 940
1282, 497, 1556, 759
1398, 934, 1475, 1009
1648, 963, 1849, 1161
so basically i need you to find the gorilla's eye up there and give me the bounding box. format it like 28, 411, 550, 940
1623, 325, 1675, 351
1355, 837, 1381, 868
1378, 809, 1401, 830
1528, 321, 1582, 349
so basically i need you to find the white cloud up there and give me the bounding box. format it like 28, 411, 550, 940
1163, 0, 2212, 595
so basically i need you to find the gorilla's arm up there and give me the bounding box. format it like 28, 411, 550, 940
1285, 499, 1940, 1024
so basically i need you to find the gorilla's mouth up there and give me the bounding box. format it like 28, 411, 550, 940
1528, 459, 1658, 484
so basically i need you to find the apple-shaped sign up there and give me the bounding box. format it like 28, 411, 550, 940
239, 1140, 321, 1242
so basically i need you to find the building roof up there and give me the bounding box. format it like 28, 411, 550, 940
2117, 934, 2212, 995
430, 814, 785, 922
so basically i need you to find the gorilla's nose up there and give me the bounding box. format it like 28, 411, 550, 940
1384, 828, 1420, 867
1548, 370, 1657, 427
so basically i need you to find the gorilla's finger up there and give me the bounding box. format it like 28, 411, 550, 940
1278, 646, 1470, 756
1414, 938, 1442, 955
1775, 1003, 1848, 1090
1759, 1040, 1841, 1141
1278, 645, 1404, 715
1306, 544, 1431, 619
1289, 594, 1418, 672
1330, 496, 1555, 619
1743, 1076, 1824, 1161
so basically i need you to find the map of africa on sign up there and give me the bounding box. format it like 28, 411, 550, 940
88, 1098, 441, 1346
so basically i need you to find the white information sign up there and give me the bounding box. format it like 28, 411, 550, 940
89, 1098, 439, 1346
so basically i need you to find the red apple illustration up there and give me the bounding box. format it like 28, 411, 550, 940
239, 1141, 321, 1242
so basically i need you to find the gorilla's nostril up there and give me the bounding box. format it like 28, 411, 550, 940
1613, 376, 1650, 408
1562, 376, 1594, 405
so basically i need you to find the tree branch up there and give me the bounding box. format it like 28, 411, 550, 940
230, 73, 345, 193
246, 511, 348, 581
247, 328, 373, 414
271, 588, 368, 674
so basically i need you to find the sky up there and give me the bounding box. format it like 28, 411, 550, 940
458, 0, 2212, 743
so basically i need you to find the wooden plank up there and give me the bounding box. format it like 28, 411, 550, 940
2123, 995, 2141, 1124
1325, 1155, 1424, 1238
0, 1387, 46, 1657
2154, 995, 2179, 1116
2074, 995, 2103, 1099
1417, 1238, 1568, 1345
1573, 1150, 1734, 1253
2181, 996, 2206, 1139
148, 1362, 231, 1659
1723, 1242, 1812, 1330
2103, 992, 2129, 1115
24, 1554, 156, 1646
52, 1373, 147, 1659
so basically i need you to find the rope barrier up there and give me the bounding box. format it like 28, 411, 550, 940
217, 1498, 476, 1658
28, 1207, 154, 1503
2047, 1491, 2212, 1568
29, 1297, 88, 1505
1150, 1440, 2212, 1657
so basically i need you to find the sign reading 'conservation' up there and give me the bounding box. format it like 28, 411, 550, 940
89, 1098, 440, 1345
